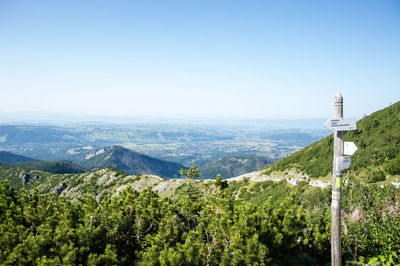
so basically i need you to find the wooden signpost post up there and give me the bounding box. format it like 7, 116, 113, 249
323, 92, 357, 266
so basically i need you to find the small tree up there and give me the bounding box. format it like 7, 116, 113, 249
179, 162, 200, 180
215, 174, 228, 189
179, 162, 201, 197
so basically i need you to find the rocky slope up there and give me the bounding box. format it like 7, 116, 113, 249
0, 164, 187, 200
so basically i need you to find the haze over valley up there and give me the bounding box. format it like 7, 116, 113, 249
0, 117, 329, 178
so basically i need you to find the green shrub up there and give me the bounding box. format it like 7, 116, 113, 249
365, 169, 386, 183
384, 157, 400, 175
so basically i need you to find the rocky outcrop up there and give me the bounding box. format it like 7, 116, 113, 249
20, 173, 31, 185
53, 183, 67, 195
228, 170, 331, 189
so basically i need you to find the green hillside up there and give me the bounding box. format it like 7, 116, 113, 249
264, 101, 400, 180
15, 160, 87, 174
200, 156, 272, 179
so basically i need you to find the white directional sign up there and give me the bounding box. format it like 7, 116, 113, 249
336, 156, 351, 171
324, 118, 357, 131
344, 142, 358, 155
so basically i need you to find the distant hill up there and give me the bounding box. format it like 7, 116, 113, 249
15, 160, 87, 174
0, 151, 39, 164
263, 101, 400, 181
77, 146, 184, 178
200, 156, 272, 179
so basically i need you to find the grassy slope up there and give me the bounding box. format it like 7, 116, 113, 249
263, 101, 400, 180
15, 160, 87, 174
199, 156, 272, 179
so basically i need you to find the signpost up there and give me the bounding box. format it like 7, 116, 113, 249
344, 142, 358, 156
323, 118, 357, 131
336, 156, 351, 171
324, 92, 357, 266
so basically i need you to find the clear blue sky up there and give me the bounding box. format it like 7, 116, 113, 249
0, 0, 399, 119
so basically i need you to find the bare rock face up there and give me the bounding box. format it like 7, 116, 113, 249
20, 173, 31, 185
53, 183, 68, 195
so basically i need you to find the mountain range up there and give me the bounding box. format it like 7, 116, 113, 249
76, 145, 184, 179
0, 146, 185, 180
1, 101, 399, 200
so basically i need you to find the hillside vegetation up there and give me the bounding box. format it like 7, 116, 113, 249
200, 156, 272, 179
264, 101, 400, 180
0, 164, 184, 200
1, 171, 399, 265
15, 160, 87, 174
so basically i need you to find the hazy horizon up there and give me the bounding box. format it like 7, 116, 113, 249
0, 109, 331, 129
